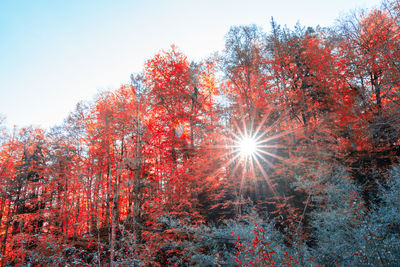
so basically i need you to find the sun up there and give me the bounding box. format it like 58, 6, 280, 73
239, 136, 257, 157
206, 115, 289, 193
224, 116, 289, 179
205, 115, 290, 199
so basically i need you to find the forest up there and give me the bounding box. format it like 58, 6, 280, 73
0, 1, 399, 266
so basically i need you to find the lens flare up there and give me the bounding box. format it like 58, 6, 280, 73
202, 114, 291, 200
239, 137, 257, 157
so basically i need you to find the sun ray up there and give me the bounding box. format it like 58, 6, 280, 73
256, 149, 285, 161
248, 154, 263, 202
258, 130, 290, 143
228, 157, 242, 179
237, 156, 249, 214
207, 114, 295, 207
215, 152, 242, 176
253, 151, 275, 168
230, 130, 243, 142
201, 144, 232, 150
253, 114, 270, 138
252, 154, 278, 197
256, 144, 286, 149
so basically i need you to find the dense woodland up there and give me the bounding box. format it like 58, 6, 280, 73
1, 1, 400, 266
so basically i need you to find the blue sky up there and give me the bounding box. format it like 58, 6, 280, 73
0, 0, 382, 129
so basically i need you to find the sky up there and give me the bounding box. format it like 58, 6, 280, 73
0, 0, 382, 129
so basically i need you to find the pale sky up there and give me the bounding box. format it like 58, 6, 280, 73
0, 0, 382, 129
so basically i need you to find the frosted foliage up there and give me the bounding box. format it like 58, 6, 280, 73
311, 166, 400, 266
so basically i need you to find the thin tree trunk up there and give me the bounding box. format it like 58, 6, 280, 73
110, 163, 122, 265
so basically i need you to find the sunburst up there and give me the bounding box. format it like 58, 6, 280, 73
221, 115, 291, 198
238, 136, 257, 157
200, 112, 291, 200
